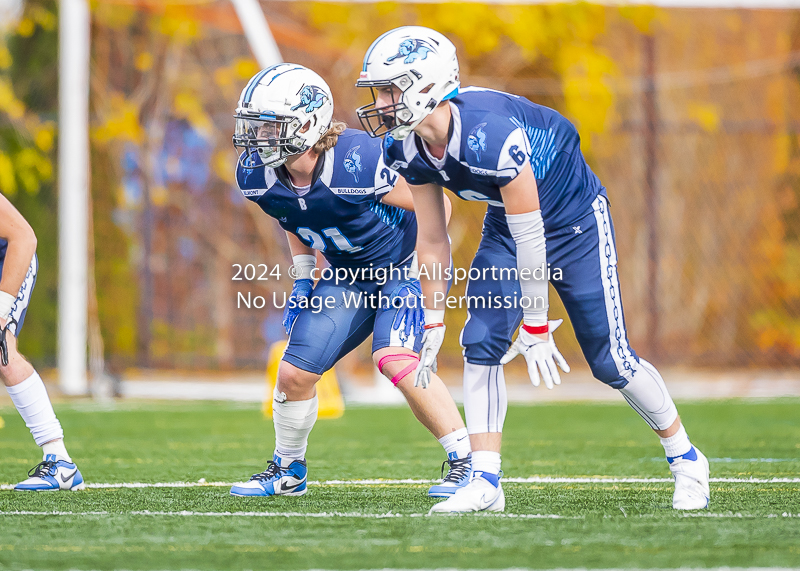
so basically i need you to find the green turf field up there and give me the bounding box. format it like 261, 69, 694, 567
1, 399, 799, 570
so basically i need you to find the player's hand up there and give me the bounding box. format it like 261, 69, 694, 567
414, 323, 445, 389
500, 319, 570, 389
282, 279, 313, 335
389, 278, 425, 338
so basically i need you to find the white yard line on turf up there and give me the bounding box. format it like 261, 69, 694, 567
0, 510, 575, 519
2, 476, 800, 491
0, 510, 798, 519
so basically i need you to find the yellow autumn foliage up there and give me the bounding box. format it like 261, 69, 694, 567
92, 94, 145, 145
0, 151, 16, 196
92, 2, 138, 30
157, 8, 200, 44
34, 122, 55, 153
687, 102, 721, 132
135, 52, 154, 72
0, 44, 11, 70
305, 2, 617, 148
0, 78, 25, 120
173, 91, 213, 137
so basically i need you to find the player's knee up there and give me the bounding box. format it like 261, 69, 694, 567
276, 360, 319, 395
373, 348, 418, 386
588, 360, 630, 389
0, 349, 34, 386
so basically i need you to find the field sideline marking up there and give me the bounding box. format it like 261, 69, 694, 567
0, 510, 798, 520
0, 510, 576, 519
2, 476, 800, 491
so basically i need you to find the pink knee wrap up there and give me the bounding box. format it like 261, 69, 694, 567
378, 354, 420, 386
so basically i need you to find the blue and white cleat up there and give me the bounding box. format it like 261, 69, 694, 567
14, 454, 85, 492
230, 455, 308, 497
669, 445, 710, 510
429, 470, 505, 513
428, 453, 471, 497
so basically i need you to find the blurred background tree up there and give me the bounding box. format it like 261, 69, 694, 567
0, 0, 58, 364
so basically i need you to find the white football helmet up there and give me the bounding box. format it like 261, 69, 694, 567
234, 64, 334, 168
356, 26, 460, 140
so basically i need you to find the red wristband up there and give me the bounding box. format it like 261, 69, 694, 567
522, 323, 548, 335
423, 323, 445, 330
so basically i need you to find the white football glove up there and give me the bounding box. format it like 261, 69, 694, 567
414, 324, 445, 389
500, 319, 570, 389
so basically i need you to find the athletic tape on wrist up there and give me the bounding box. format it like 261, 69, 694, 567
292, 255, 317, 281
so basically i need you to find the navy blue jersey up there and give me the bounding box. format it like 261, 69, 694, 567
237, 129, 416, 269
0, 239, 6, 262
383, 87, 606, 232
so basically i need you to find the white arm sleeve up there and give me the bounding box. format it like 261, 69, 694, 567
505, 210, 548, 326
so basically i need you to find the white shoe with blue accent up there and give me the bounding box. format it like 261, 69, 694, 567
428, 471, 504, 513
230, 455, 308, 497
669, 445, 710, 510
14, 454, 85, 492
428, 453, 471, 497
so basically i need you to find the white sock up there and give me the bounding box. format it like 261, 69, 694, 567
6, 371, 65, 447
273, 395, 318, 467
42, 439, 72, 462
660, 423, 692, 459
463, 362, 507, 434
438, 428, 471, 460
471, 450, 501, 476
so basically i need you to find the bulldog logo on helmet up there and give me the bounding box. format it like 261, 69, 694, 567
291, 85, 328, 113
468, 123, 487, 161
343, 146, 363, 183
385, 39, 436, 65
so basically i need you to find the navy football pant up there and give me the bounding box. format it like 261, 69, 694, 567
283, 259, 422, 375
460, 195, 639, 389
0, 254, 38, 337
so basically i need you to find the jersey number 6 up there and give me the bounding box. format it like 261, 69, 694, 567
508, 145, 526, 166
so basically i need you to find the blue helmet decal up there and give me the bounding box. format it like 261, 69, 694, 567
385, 39, 436, 65
467, 123, 487, 161
291, 85, 328, 113
343, 145, 363, 183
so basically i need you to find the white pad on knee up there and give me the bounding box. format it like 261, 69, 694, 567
6, 371, 64, 446
272, 389, 318, 462
618, 359, 678, 431
463, 362, 507, 434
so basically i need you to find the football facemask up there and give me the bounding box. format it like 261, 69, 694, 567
233, 113, 307, 169
356, 75, 417, 139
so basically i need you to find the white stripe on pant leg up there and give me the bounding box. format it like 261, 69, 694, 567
464, 362, 507, 434
388, 316, 418, 350
590, 196, 636, 378
493, 365, 507, 432
8, 254, 37, 336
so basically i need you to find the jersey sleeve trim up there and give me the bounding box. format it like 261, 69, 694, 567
374, 151, 400, 197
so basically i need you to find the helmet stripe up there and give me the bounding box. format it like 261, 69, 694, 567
362, 29, 397, 71
264, 65, 303, 87
242, 64, 308, 106
242, 68, 274, 105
